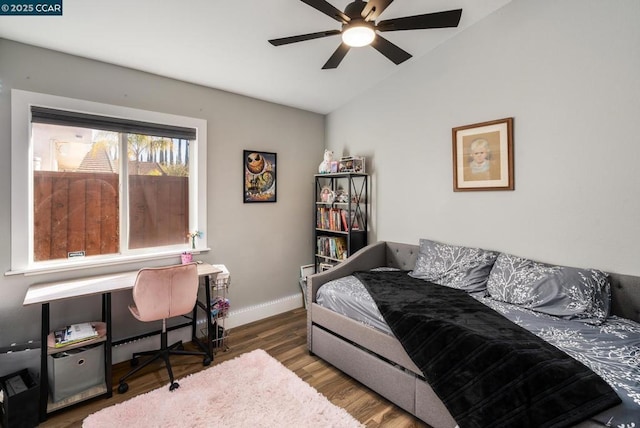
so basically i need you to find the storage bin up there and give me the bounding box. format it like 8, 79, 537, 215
0, 368, 39, 428
47, 343, 105, 403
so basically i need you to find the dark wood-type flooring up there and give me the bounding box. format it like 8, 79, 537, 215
41, 308, 429, 427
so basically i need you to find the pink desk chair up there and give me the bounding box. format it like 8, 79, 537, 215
117, 263, 211, 393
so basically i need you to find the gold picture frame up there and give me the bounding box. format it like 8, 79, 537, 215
452, 117, 514, 191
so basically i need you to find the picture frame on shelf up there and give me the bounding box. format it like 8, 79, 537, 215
300, 264, 315, 280
319, 263, 334, 272
243, 150, 277, 203
452, 117, 514, 191
319, 186, 335, 204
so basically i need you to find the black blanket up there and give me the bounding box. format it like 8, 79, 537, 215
354, 270, 621, 428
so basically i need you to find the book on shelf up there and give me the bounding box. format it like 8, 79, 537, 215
317, 207, 354, 232
316, 236, 348, 260
53, 322, 99, 348
335, 238, 347, 260
340, 210, 349, 231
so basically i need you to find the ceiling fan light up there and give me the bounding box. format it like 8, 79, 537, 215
342, 24, 375, 47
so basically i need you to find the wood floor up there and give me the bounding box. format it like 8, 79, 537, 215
41, 308, 429, 427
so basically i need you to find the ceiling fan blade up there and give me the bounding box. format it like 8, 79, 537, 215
361, 0, 394, 21
269, 30, 341, 46
377, 9, 462, 32
370, 34, 412, 65
322, 43, 351, 69
300, 0, 350, 24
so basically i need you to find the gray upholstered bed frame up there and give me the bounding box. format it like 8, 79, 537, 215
307, 241, 640, 428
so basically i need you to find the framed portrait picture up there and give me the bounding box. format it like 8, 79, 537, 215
452, 117, 514, 191
244, 150, 277, 203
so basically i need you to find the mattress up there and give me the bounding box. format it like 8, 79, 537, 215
316, 273, 392, 335
316, 273, 640, 427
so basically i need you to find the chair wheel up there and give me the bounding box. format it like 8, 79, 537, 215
177, 344, 185, 351
169, 382, 180, 391
130, 357, 139, 367
203, 357, 211, 366
118, 382, 129, 394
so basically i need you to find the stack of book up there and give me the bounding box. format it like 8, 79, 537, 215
316, 236, 348, 260
53, 323, 99, 348
316, 207, 363, 232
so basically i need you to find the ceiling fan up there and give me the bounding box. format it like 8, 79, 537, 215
268, 0, 462, 69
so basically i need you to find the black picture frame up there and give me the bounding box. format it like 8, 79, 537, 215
243, 150, 277, 203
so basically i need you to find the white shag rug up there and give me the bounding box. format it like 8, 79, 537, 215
83, 349, 363, 428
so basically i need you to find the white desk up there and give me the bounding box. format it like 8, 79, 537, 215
23, 263, 227, 422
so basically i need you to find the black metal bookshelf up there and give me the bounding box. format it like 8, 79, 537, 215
314, 173, 368, 272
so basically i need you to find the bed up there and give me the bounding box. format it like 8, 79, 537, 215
307, 240, 640, 428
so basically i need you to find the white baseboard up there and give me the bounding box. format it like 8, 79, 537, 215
111, 293, 303, 365
223, 293, 303, 329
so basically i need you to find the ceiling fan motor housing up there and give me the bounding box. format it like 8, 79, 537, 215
344, 0, 366, 20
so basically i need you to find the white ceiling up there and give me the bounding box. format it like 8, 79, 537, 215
0, 0, 511, 114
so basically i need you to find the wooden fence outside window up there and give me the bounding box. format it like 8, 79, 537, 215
34, 171, 189, 261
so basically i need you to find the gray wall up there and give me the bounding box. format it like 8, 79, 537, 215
326, 0, 640, 276
0, 39, 324, 346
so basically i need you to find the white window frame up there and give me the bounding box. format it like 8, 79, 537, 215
8, 89, 208, 276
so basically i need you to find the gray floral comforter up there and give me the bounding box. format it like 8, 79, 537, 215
316, 275, 640, 427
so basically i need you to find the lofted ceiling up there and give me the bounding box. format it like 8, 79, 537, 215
0, 0, 511, 114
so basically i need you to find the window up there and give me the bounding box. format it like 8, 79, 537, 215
10, 90, 208, 275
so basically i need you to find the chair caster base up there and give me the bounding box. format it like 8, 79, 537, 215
118, 382, 129, 394
203, 357, 212, 366
169, 381, 180, 391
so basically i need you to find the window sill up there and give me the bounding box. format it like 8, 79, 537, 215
5, 248, 211, 277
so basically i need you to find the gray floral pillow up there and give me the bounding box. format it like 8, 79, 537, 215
486, 253, 611, 324
408, 239, 498, 292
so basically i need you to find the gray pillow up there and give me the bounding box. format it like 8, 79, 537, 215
486, 253, 611, 324
408, 239, 498, 292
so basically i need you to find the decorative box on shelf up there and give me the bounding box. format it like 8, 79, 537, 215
47, 343, 105, 403
338, 156, 365, 173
